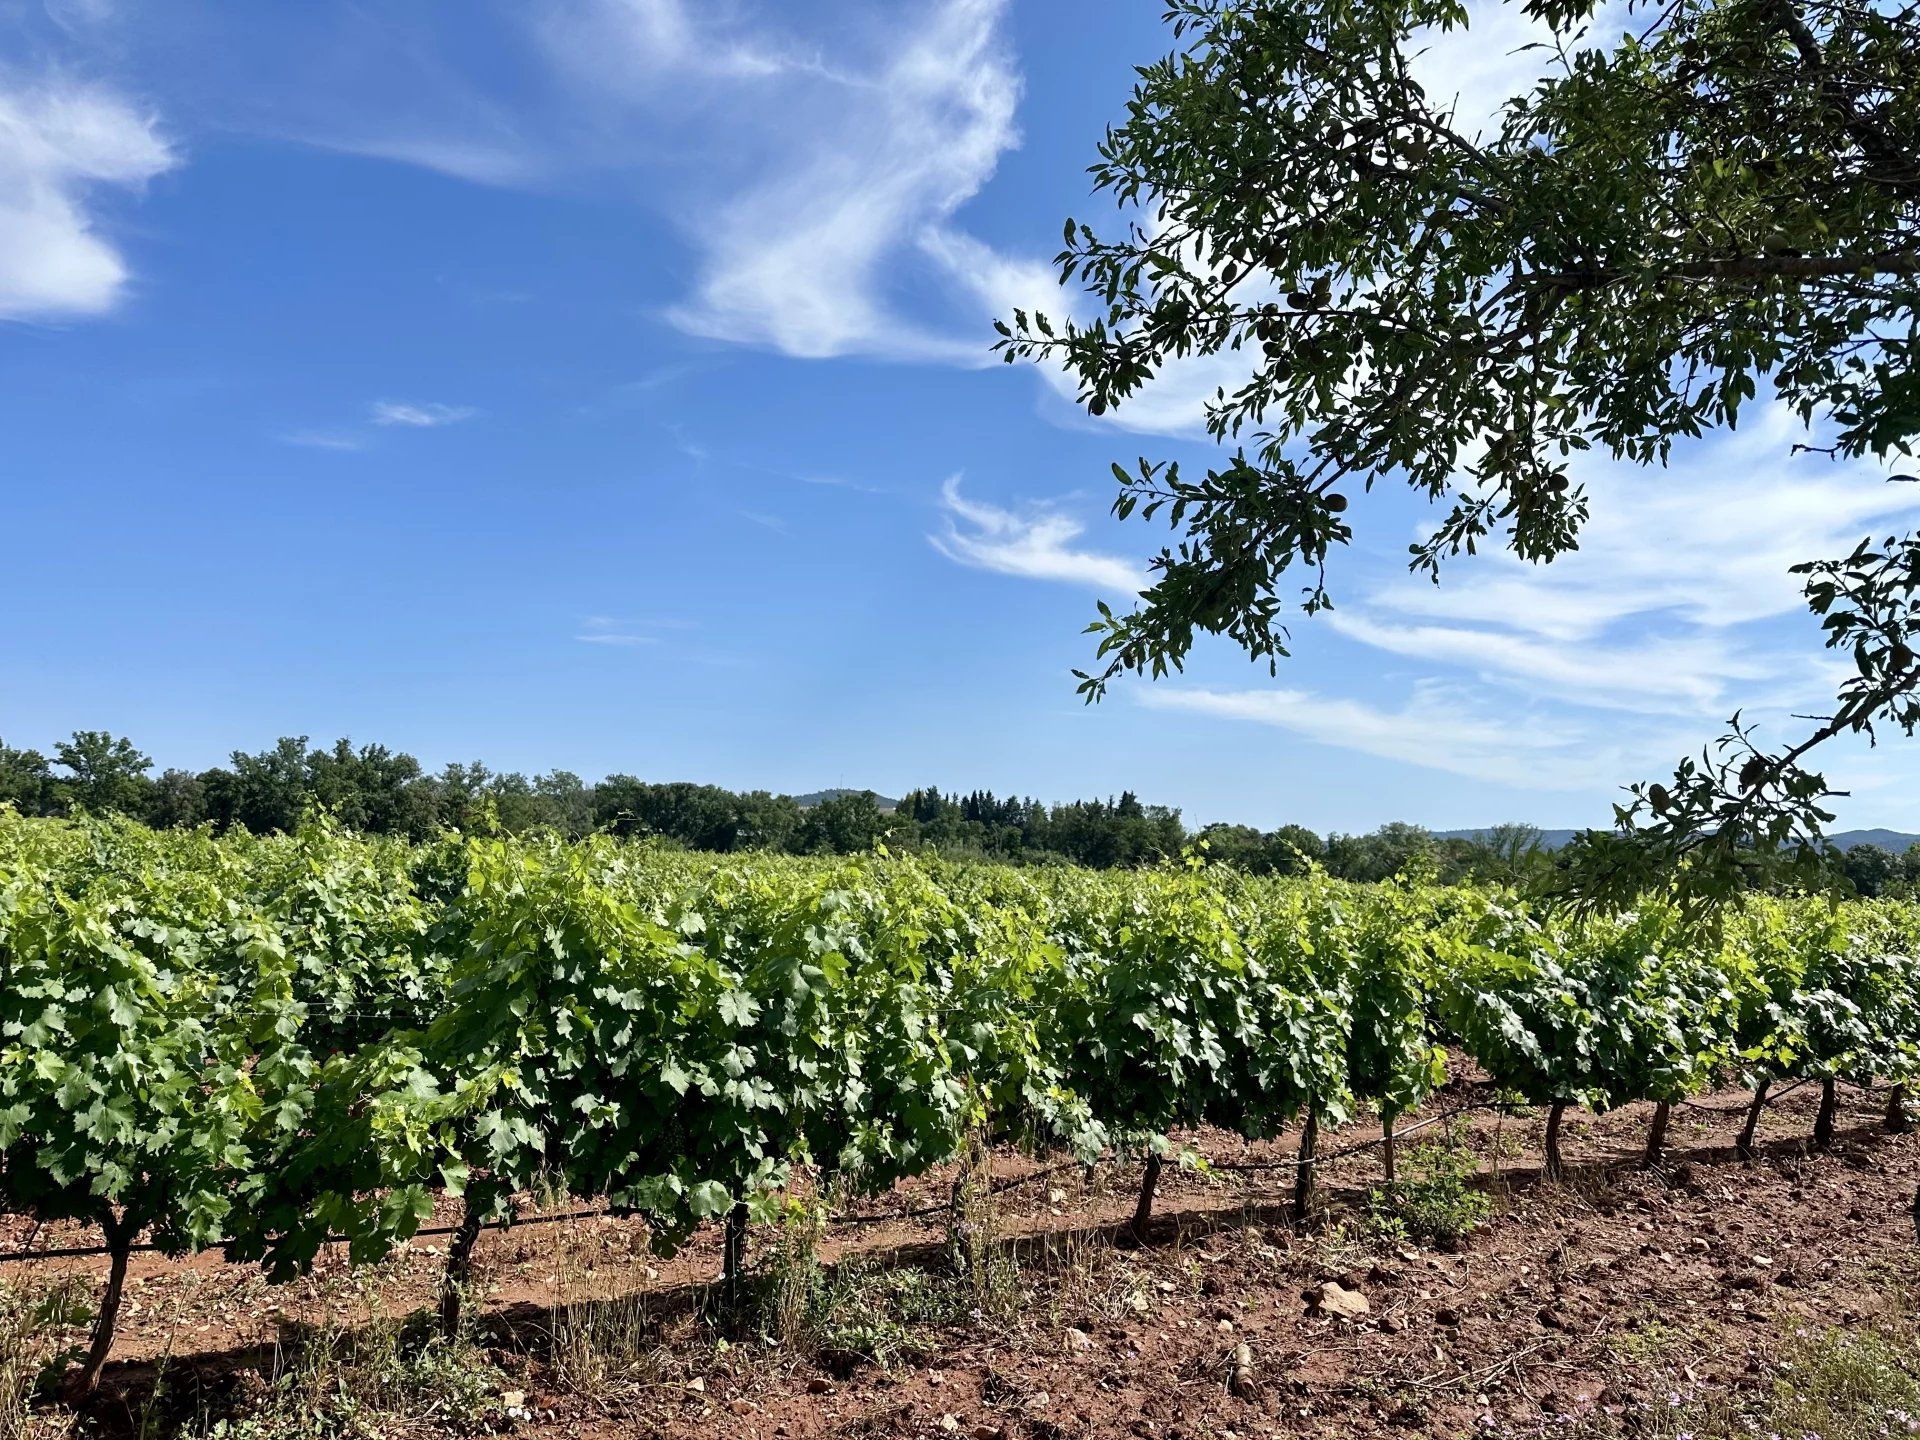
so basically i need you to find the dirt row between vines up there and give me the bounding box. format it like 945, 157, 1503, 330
5, 1078, 1917, 1438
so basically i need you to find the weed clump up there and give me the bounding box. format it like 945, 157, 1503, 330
1769, 1326, 1920, 1440
199, 1314, 511, 1439
1365, 1136, 1491, 1250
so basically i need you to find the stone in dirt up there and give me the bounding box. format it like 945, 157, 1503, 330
1304, 1281, 1370, 1319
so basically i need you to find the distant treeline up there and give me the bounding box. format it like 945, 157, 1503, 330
0, 731, 1195, 868
3, 730, 1915, 893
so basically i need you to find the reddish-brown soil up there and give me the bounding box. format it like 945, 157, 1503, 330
5, 1079, 1916, 1438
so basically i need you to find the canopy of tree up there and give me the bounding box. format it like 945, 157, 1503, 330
996, 0, 1920, 907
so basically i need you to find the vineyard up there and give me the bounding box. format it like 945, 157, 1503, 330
2, 810, 1918, 1424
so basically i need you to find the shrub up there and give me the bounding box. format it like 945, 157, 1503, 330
1366, 1136, 1491, 1250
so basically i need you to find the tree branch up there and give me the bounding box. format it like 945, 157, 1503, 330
1537, 250, 1920, 290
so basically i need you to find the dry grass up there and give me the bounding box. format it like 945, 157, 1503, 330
0, 1276, 89, 1440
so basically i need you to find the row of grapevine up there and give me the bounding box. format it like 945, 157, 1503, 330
1, 812, 1916, 1387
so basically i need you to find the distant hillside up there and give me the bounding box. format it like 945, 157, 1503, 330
1824, 828, 1920, 853
1435, 827, 1586, 850
791, 788, 899, 812
1438, 826, 1920, 853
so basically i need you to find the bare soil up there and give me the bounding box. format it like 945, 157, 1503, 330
5, 1078, 1916, 1439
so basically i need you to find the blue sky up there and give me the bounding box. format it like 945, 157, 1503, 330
4, 0, 1920, 835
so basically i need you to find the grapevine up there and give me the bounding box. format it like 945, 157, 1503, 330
0, 809, 1915, 1380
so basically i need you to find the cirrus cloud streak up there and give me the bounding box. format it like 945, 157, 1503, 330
931, 475, 1145, 595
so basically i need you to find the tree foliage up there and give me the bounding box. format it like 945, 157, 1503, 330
996, 0, 1920, 906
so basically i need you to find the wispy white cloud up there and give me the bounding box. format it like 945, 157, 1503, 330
1374, 408, 1917, 642
281, 399, 476, 450
930, 474, 1144, 594
611, 361, 701, 395
43, 0, 119, 33
1326, 613, 1778, 719
279, 428, 367, 452
1332, 406, 1920, 722
930, 196, 1291, 439
545, 0, 1234, 401
1139, 681, 1652, 791
101, 0, 1038, 373
230, 6, 545, 188
916, 227, 1058, 324
1122, 403, 1920, 800
0, 78, 177, 321
575, 614, 693, 646
320, 133, 538, 188
656, 0, 1022, 362
576, 632, 655, 648
536, 0, 825, 85
720, 452, 889, 495
1410, 2, 1635, 137
372, 399, 477, 427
